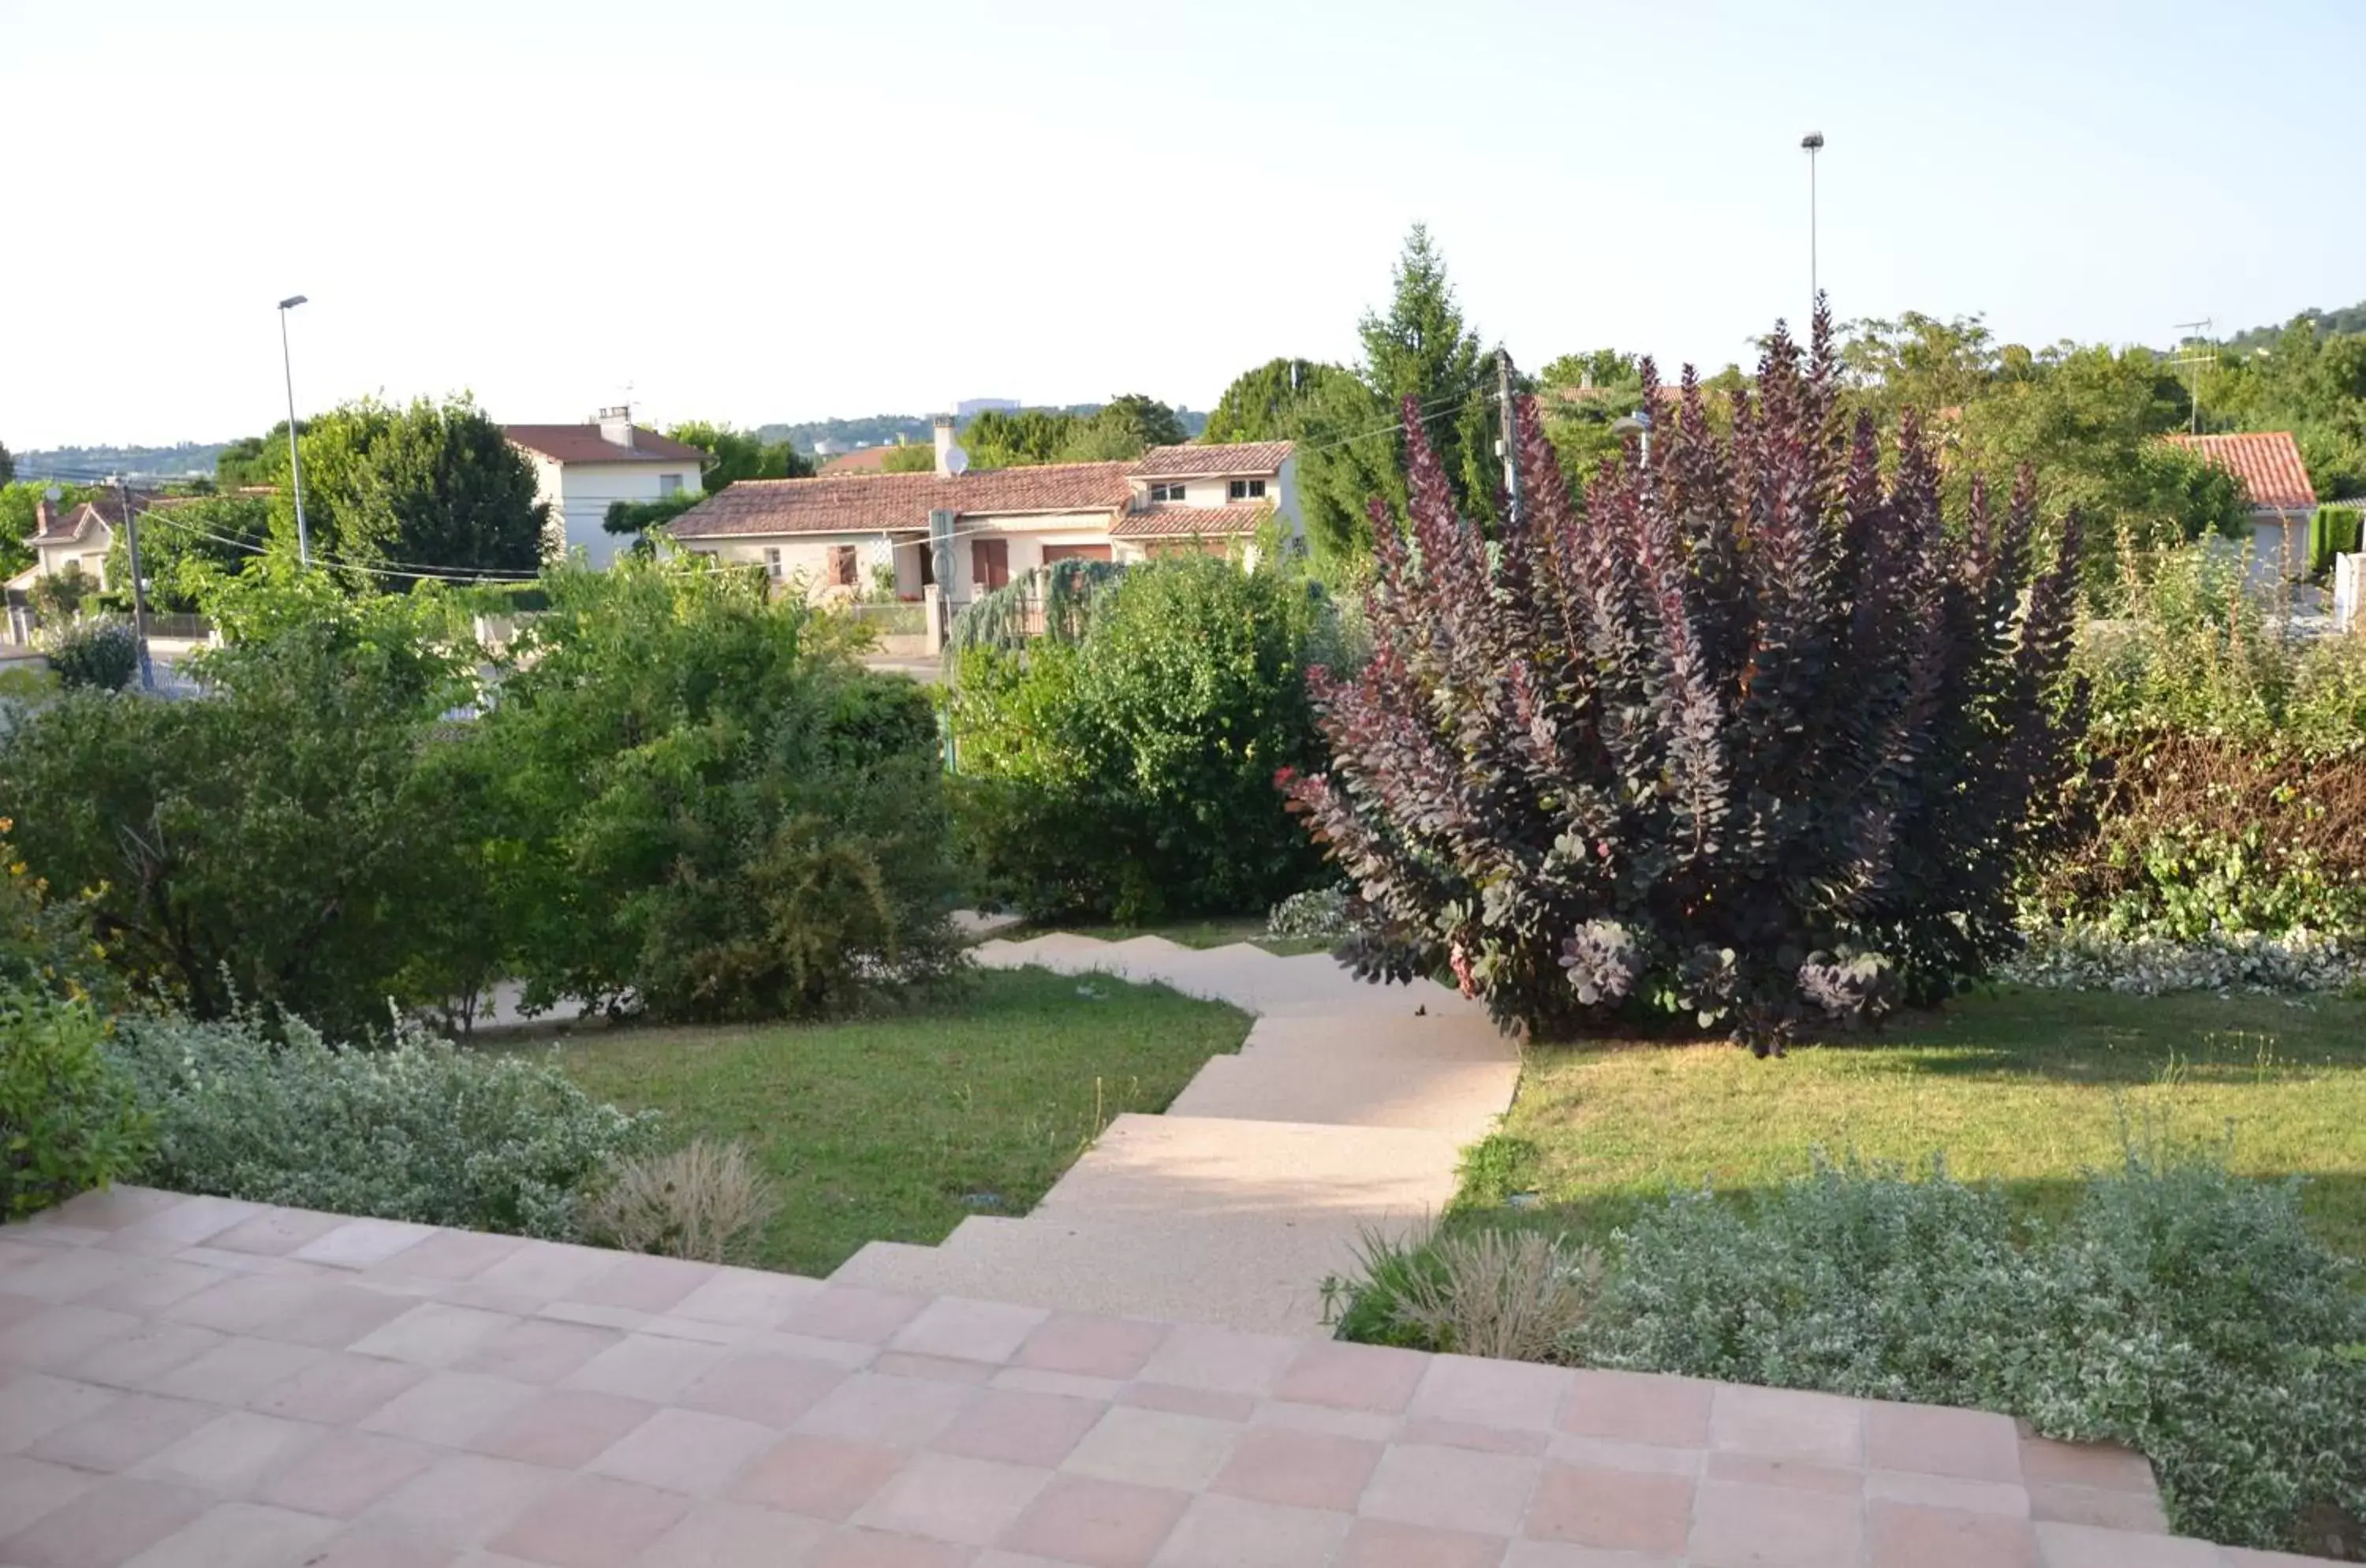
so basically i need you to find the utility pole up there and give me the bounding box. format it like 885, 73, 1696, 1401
116, 477, 156, 692
278, 295, 312, 565
1496, 349, 1523, 532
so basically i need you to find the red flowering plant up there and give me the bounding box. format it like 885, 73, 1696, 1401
1283, 306, 2089, 1054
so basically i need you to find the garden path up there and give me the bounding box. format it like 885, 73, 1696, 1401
831, 933, 1521, 1336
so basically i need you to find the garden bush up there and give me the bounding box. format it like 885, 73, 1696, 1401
474, 559, 961, 1022
1328, 1152, 2366, 1553
0, 988, 151, 1219
1287, 312, 2088, 1051
103, 1008, 657, 1239
950, 554, 1341, 923
47, 618, 138, 691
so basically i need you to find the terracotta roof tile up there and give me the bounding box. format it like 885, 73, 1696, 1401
667, 461, 1136, 539
819, 447, 899, 475
1108, 502, 1274, 539
505, 424, 707, 465
2166, 431, 2316, 511
1132, 441, 1293, 478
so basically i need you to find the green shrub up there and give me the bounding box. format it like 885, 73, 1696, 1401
0, 989, 151, 1218
103, 1010, 658, 1238
1329, 1152, 2366, 1552
2308, 503, 2363, 578
950, 555, 1339, 923
48, 619, 139, 691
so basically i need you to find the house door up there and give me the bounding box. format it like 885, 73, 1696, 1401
972, 538, 1009, 592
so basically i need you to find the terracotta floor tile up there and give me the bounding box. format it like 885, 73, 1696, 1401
0, 1475, 212, 1568
1061, 1407, 1239, 1492
636, 1499, 830, 1568
871, 1353, 998, 1386
119, 1500, 338, 1568
794, 1372, 973, 1448
364, 1453, 565, 1547
0, 1247, 156, 1305
1272, 1341, 1426, 1415
203, 1209, 351, 1260
0, 1373, 121, 1452
1335, 1518, 1508, 1568
729, 1434, 907, 1521
1866, 1402, 2021, 1484
28, 1392, 217, 1471
997, 1475, 1190, 1568
559, 1334, 730, 1403
1360, 1443, 1540, 1537
1704, 1451, 1863, 1494
67, 1321, 223, 1390
466, 1388, 658, 1469
1867, 1469, 2028, 1517
1408, 1355, 1573, 1435
245, 1353, 425, 1425
1556, 1368, 1713, 1450
287, 1219, 441, 1273
2016, 1435, 2158, 1494
364, 1230, 522, 1284
489, 1474, 692, 1568
1111, 1384, 1254, 1424
991, 1369, 1124, 1405
132, 1409, 322, 1491
1014, 1316, 1168, 1381
160, 1275, 321, 1336
255, 1430, 441, 1518
349, 1304, 517, 1368
890, 1299, 1048, 1367
0, 1305, 143, 1372
359, 1371, 537, 1447
853, 1453, 1050, 1545
453, 1319, 621, 1386
2028, 1480, 2170, 1533
1400, 1418, 1550, 1457
1207, 1425, 1379, 1511
1866, 1499, 2040, 1568
931, 1389, 1106, 1468
2033, 1519, 2217, 1567
1688, 1480, 1862, 1568
37, 1189, 193, 1234
1543, 1433, 1700, 1477
73, 1260, 225, 1317
666, 1268, 824, 1331
1707, 1384, 1864, 1468
101, 1197, 259, 1253
677, 1350, 850, 1428
1522, 1462, 1693, 1555
590, 1406, 776, 1495
279, 1521, 458, 1568
1150, 1492, 1347, 1568
811, 1527, 975, 1568
778, 1287, 927, 1347
0, 1455, 99, 1541
1133, 1327, 1295, 1400
566, 1255, 718, 1316
147, 1337, 328, 1406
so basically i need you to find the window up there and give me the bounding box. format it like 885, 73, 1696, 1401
659, 473, 684, 496
1228, 478, 1267, 501
1149, 481, 1187, 502
827, 545, 857, 587
763, 547, 784, 580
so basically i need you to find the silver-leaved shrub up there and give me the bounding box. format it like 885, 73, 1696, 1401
104, 1011, 659, 1239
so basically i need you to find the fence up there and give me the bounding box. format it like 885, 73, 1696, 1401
2338, 552, 2362, 635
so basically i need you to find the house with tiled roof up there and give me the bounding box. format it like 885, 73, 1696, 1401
505, 409, 707, 569
663, 416, 1296, 605
2165, 431, 2316, 582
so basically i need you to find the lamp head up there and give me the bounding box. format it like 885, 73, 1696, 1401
1801, 131, 1825, 151
278, 294, 308, 310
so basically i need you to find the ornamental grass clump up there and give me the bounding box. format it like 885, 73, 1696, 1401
1286, 307, 2089, 1052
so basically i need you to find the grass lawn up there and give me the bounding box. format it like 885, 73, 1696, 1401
551, 966, 1249, 1278
1465, 985, 2366, 1261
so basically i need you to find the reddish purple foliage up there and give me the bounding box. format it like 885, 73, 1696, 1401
1285, 306, 2088, 1053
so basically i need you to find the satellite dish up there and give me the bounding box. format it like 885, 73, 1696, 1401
946, 446, 970, 476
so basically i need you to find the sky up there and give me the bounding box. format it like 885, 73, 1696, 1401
5, 0, 2361, 452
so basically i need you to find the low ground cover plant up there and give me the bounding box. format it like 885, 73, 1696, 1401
103, 1010, 657, 1238
1329, 1150, 2366, 1555
1289, 310, 2088, 1052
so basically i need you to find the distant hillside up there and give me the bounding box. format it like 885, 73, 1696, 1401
13, 441, 229, 483
763, 404, 1207, 456
2216, 299, 2366, 353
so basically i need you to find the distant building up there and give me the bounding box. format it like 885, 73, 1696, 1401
956, 398, 1022, 419
504, 409, 706, 569
2166, 431, 2316, 584
662, 415, 1297, 603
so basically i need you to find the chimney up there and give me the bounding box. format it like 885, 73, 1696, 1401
596, 405, 635, 450
31, 495, 54, 537
933, 415, 957, 476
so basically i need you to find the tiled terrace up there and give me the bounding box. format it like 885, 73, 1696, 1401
0, 1188, 2316, 1567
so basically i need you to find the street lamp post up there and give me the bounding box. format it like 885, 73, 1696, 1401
1800, 132, 1824, 315
277, 294, 311, 566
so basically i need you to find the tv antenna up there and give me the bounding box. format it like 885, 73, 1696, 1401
2170, 318, 2214, 435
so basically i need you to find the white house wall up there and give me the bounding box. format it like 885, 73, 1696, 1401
536, 457, 703, 569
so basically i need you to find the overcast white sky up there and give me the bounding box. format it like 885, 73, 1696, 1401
6, 0, 2360, 450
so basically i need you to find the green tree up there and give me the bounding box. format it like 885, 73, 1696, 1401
665, 421, 814, 490
0, 442, 13, 483
603, 491, 702, 557
103, 494, 271, 611
213, 433, 274, 489
961, 409, 1077, 469
879, 444, 935, 473
1094, 394, 1187, 450
1203, 359, 1353, 444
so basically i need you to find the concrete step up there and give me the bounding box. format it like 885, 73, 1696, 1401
1036, 1113, 1464, 1222
1168, 1051, 1518, 1135
1240, 1012, 1520, 1063
831, 1210, 1393, 1336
